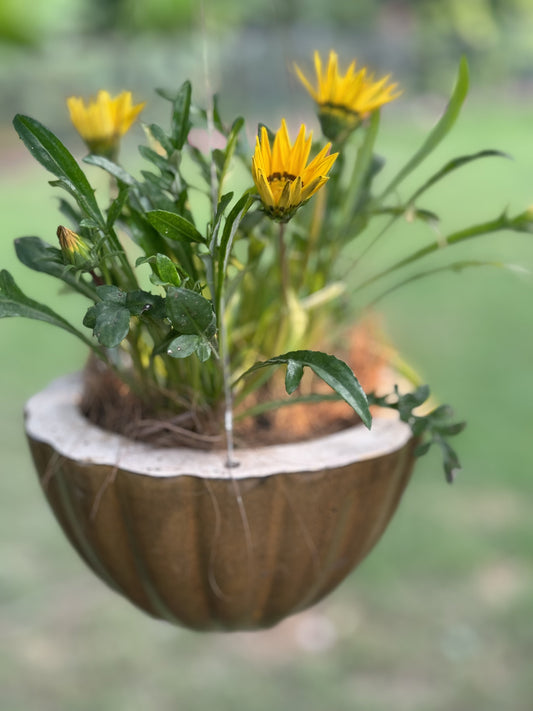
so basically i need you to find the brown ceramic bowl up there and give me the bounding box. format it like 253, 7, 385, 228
25, 373, 417, 631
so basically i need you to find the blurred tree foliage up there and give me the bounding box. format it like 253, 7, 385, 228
1, 0, 532, 44
0, 0, 532, 112
0, 0, 83, 45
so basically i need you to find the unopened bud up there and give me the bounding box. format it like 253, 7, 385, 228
57, 225, 92, 267
318, 106, 363, 143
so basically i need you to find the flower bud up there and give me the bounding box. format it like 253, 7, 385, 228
294, 51, 401, 143
57, 226, 93, 268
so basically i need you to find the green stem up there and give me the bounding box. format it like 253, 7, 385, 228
338, 110, 381, 232
353, 214, 508, 295
218, 291, 237, 467
278, 222, 289, 310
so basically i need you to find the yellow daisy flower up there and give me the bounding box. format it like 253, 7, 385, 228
67, 90, 145, 157
294, 50, 401, 141
252, 119, 338, 222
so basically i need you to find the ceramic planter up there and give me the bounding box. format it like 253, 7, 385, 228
25, 373, 417, 631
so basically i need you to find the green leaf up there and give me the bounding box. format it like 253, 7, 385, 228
216, 192, 254, 307
0, 269, 95, 348
83, 154, 136, 185
216, 117, 245, 197
239, 350, 371, 428
406, 150, 508, 206
166, 286, 216, 336
440, 439, 462, 483
146, 123, 174, 155
212, 94, 225, 134
378, 58, 469, 201
195, 340, 212, 362
138, 144, 173, 174
106, 184, 129, 229
14, 236, 96, 299
367, 385, 465, 483
13, 115, 105, 229
146, 210, 206, 244
209, 192, 234, 251
167, 334, 202, 358
154, 253, 181, 286
285, 360, 304, 394
84, 300, 130, 348
355, 215, 510, 296
95, 284, 126, 304
414, 441, 432, 457
138, 254, 182, 287
170, 80, 192, 150
340, 109, 381, 226
125, 289, 166, 319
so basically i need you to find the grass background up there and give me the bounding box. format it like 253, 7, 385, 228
1, 90, 533, 710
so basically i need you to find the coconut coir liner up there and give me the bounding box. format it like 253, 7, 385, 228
80, 321, 389, 449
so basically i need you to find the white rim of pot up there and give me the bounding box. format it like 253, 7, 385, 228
24, 372, 412, 480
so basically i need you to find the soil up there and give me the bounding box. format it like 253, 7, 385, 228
80, 319, 391, 450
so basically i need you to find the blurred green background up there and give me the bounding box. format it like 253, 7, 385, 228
1, 1, 533, 710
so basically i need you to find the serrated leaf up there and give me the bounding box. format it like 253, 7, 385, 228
146, 210, 206, 244
0, 269, 94, 347
240, 350, 371, 428
166, 286, 216, 336
14, 236, 96, 299
13, 114, 105, 229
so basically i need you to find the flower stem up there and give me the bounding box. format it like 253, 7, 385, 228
219, 291, 238, 468
278, 222, 289, 309
352, 214, 509, 295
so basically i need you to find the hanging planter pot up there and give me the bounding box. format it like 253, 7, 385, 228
25, 372, 417, 632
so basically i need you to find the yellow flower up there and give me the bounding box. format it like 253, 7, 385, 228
294, 50, 401, 141
252, 119, 338, 222
67, 90, 145, 157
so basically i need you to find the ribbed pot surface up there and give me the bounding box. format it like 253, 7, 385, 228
25, 373, 417, 631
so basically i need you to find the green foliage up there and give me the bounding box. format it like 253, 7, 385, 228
0, 269, 95, 348
3, 56, 530, 473
13, 115, 105, 230
368, 387, 466, 483
165, 287, 216, 337
239, 350, 371, 429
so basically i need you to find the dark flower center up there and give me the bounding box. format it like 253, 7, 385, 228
268, 171, 297, 183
